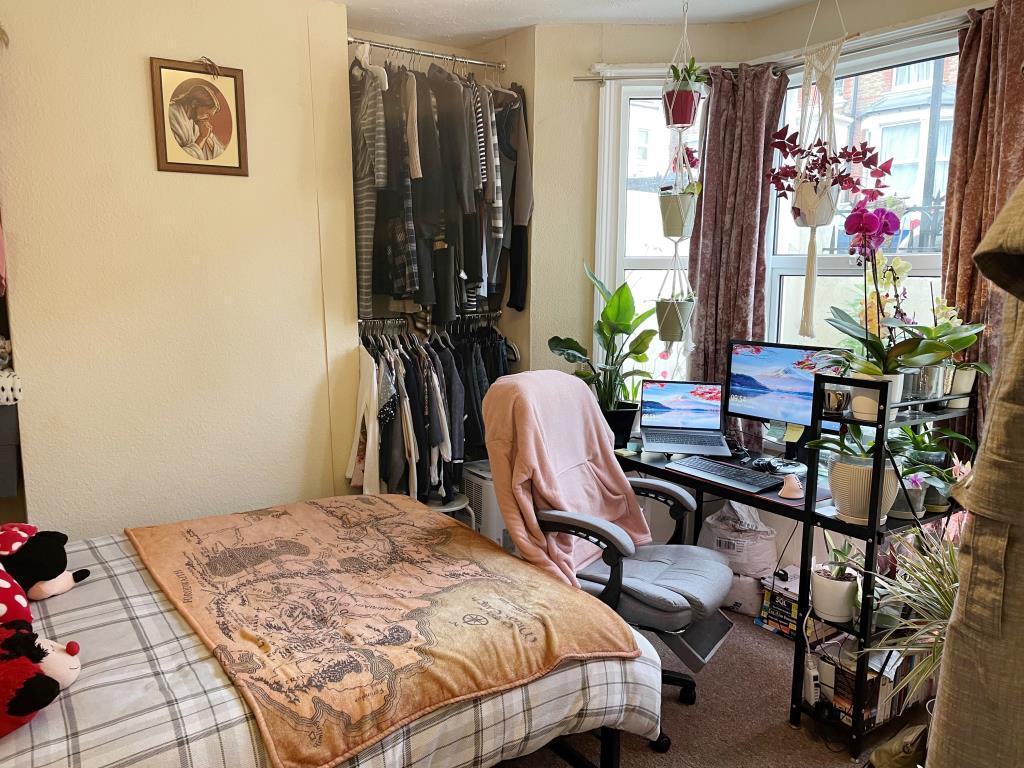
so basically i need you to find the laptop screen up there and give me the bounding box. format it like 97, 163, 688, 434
640, 381, 723, 431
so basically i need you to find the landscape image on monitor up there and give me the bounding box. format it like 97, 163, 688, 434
642, 382, 722, 430
727, 344, 825, 426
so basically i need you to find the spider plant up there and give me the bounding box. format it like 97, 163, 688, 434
863, 525, 959, 703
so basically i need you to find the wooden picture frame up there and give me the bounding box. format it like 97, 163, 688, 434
150, 57, 248, 176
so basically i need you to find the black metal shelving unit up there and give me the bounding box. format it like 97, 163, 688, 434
788, 374, 967, 756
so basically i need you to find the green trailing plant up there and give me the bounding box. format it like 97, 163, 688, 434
822, 530, 860, 580
669, 57, 708, 88
548, 265, 657, 412
816, 307, 956, 375
863, 526, 959, 703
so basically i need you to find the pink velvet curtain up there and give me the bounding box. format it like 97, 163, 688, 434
688, 64, 789, 445
942, 1, 1024, 430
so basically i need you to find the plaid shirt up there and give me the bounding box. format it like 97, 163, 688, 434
1, 535, 661, 768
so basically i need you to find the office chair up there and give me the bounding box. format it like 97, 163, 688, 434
483, 371, 734, 753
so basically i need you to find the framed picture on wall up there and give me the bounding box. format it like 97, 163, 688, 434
149, 57, 248, 176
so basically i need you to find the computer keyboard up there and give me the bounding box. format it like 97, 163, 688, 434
667, 456, 783, 493
644, 430, 724, 446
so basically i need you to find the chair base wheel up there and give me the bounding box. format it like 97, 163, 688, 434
679, 684, 696, 705
649, 732, 672, 753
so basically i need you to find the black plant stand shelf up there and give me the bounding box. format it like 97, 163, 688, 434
788, 374, 968, 757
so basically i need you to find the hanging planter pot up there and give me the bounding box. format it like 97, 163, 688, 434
656, 297, 695, 342
660, 190, 698, 239
662, 82, 706, 128
792, 178, 840, 228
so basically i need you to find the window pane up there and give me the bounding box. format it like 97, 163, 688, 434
625, 99, 699, 260
777, 274, 943, 347
623, 269, 690, 386
773, 54, 957, 257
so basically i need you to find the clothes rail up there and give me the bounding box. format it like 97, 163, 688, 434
347, 35, 506, 71
358, 317, 411, 334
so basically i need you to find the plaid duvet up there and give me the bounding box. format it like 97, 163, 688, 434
1, 535, 661, 768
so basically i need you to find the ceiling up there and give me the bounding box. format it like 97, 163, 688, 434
344, 0, 811, 48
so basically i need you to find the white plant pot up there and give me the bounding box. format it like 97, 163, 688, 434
811, 566, 858, 623
827, 454, 900, 525
948, 368, 977, 409
850, 372, 904, 423
660, 192, 698, 239
792, 179, 839, 228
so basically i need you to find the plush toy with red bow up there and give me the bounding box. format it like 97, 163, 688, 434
0, 554, 83, 739
0, 524, 90, 601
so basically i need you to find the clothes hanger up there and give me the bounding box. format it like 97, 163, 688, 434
361, 43, 389, 91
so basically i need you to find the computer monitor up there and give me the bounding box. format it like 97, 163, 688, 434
640, 380, 724, 431
724, 341, 832, 428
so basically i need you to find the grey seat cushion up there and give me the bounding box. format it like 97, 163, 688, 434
578, 545, 733, 632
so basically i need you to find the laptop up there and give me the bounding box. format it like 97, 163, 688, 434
639, 380, 731, 456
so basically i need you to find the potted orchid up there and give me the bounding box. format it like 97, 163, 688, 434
663, 58, 708, 128
931, 299, 992, 407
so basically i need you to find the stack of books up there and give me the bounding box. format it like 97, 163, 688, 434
755, 569, 838, 645
819, 649, 930, 728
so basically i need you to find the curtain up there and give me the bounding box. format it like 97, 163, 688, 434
688, 63, 789, 446
942, 1, 1024, 430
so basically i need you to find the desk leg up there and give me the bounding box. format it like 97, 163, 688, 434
691, 490, 705, 545
789, 518, 814, 728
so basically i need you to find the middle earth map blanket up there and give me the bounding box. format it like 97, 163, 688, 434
126, 495, 641, 768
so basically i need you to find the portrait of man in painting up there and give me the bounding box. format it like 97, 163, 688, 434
168, 79, 231, 161
150, 58, 248, 176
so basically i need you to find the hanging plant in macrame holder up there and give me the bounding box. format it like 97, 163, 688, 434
765, 0, 863, 338
657, 141, 700, 346
655, 1, 705, 353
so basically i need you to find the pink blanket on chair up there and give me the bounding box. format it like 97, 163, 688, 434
483, 370, 652, 586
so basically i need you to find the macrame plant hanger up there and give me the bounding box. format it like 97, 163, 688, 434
794, 0, 847, 338
656, 1, 703, 366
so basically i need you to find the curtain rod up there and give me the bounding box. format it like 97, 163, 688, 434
573, 13, 972, 82
348, 36, 506, 71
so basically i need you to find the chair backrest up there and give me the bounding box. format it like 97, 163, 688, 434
482, 370, 651, 585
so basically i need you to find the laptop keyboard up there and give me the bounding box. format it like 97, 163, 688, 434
644, 430, 723, 446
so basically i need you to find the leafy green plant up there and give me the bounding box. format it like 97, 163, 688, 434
805, 424, 877, 458
863, 526, 959, 702
953, 360, 992, 376
548, 265, 657, 411
886, 426, 976, 459
882, 317, 985, 356
816, 307, 955, 375
822, 530, 860, 580
669, 57, 709, 87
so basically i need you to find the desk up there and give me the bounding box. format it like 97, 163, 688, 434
616, 451, 830, 544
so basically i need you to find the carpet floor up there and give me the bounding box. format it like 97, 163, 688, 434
505, 617, 872, 768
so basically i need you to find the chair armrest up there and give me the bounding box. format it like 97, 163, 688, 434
628, 477, 696, 545
535, 510, 634, 610
535, 509, 636, 558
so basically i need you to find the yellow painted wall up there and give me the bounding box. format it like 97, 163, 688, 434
0, 0, 357, 539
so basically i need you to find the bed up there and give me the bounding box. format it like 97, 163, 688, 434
1, 531, 662, 768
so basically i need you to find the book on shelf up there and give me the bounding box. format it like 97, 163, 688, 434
818, 648, 930, 728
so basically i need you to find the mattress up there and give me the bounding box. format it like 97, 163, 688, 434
1, 534, 662, 768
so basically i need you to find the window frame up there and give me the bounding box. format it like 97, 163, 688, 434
765, 37, 958, 342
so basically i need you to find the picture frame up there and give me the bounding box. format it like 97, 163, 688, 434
149, 57, 248, 176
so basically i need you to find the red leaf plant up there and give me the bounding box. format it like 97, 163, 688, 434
766, 126, 894, 218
